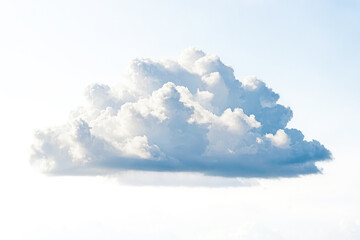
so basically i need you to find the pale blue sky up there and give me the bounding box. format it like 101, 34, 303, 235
2, 0, 359, 143
0, 0, 359, 239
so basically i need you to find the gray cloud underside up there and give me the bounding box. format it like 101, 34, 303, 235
31, 48, 331, 178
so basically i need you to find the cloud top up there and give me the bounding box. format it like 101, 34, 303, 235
31, 47, 331, 178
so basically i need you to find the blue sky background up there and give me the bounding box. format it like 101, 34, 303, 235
1, 0, 360, 239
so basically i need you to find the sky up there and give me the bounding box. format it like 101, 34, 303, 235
0, 0, 360, 239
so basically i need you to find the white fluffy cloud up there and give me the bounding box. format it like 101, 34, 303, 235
31, 47, 331, 178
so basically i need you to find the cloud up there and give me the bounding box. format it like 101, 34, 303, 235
31, 47, 331, 178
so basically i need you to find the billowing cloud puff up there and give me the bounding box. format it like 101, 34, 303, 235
31, 48, 331, 178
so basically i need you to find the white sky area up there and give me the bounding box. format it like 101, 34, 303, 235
1, 0, 360, 239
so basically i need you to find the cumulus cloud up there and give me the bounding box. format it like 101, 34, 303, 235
31, 47, 331, 178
